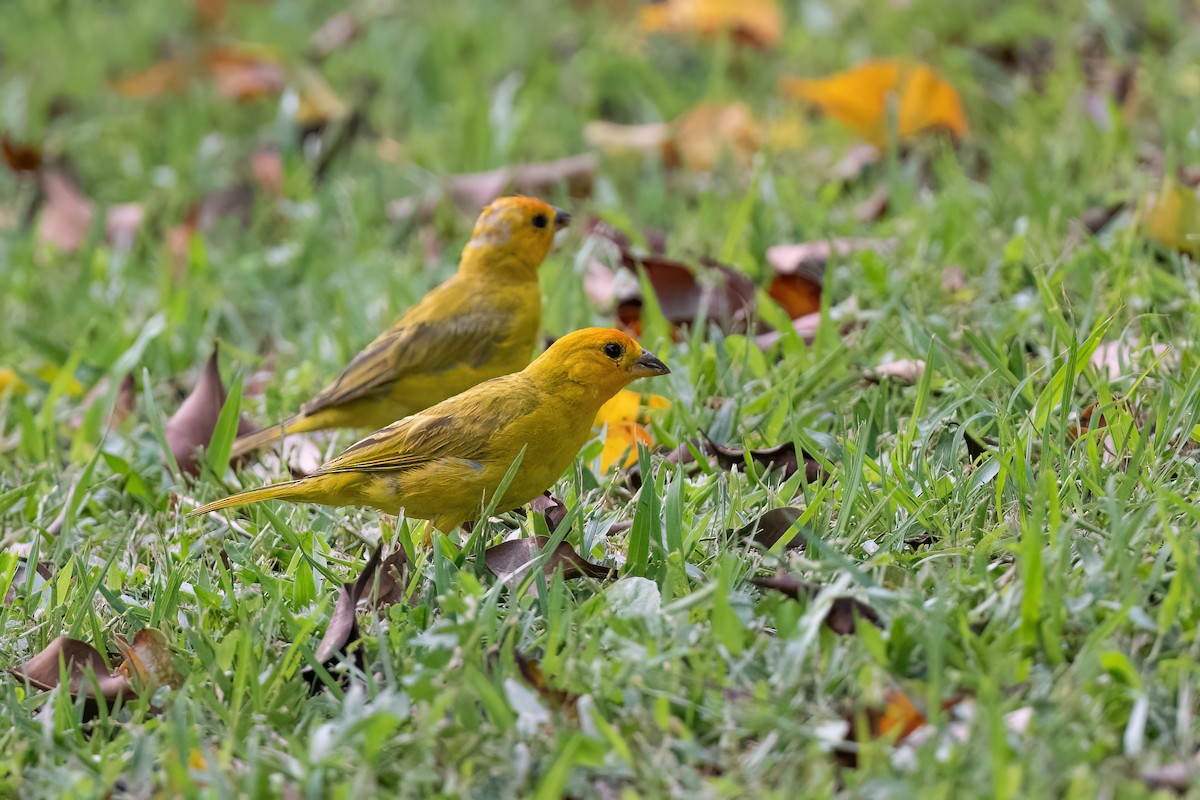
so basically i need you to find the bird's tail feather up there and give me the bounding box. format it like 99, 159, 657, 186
230, 414, 309, 459
188, 479, 314, 517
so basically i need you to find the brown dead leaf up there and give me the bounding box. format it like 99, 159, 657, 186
783, 60, 968, 147
735, 507, 808, 550
640, 0, 784, 49
864, 358, 926, 385
9, 636, 127, 699
854, 185, 891, 222
704, 435, 826, 483
366, 547, 411, 611
529, 493, 569, 534
105, 203, 145, 252
767, 237, 895, 277
165, 346, 255, 476
751, 573, 881, 634
484, 535, 612, 593
114, 628, 182, 691
37, 170, 95, 252
305, 547, 382, 691
193, 0, 226, 27
70, 373, 137, 430
1, 133, 43, 174
250, 148, 283, 195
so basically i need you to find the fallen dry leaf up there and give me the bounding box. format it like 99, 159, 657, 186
583, 121, 673, 158
305, 547, 383, 691
250, 147, 283, 195
751, 573, 881, 634
105, 203, 145, 252
70, 373, 137, 430
705, 435, 825, 483
204, 47, 287, 101
165, 346, 256, 476
484, 535, 612, 593
783, 60, 968, 147
311, 11, 361, 58
193, 0, 226, 27
9, 628, 178, 714
864, 358, 926, 385
37, 170, 95, 252
366, 547, 412, 611
1, 133, 43, 174
640, 0, 783, 49
114, 58, 191, 99
735, 507, 808, 550
528, 493, 569, 533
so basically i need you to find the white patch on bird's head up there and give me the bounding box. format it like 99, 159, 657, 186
469, 206, 514, 248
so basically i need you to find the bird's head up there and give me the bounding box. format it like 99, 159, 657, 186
530, 328, 670, 402
460, 196, 570, 280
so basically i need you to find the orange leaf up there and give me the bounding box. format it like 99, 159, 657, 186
872, 691, 926, 742
114, 58, 190, 99
767, 274, 821, 318
601, 421, 652, 471
640, 0, 782, 49
782, 60, 967, 146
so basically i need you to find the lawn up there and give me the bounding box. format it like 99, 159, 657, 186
3, 0, 1200, 797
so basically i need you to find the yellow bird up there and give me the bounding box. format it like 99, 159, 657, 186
190, 329, 670, 532
230, 196, 570, 458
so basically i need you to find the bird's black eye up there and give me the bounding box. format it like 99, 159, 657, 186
532, 213, 549, 229
603, 342, 623, 359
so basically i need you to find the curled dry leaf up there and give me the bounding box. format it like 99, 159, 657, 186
165, 346, 256, 476
105, 203, 145, 252
735, 507, 808, 550
1, 132, 43, 174
368, 547, 412, 611
640, 0, 783, 49
864, 358, 926, 385
9, 628, 177, 709
203, 48, 287, 101
114, 59, 190, 99
751, 573, 881, 635
70, 373, 137, 430
484, 535, 612, 592
529, 493, 569, 534
588, 224, 755, 334
766, 238, 893, 319
783, 60, 968, 147
305, 547, 384, 691
704, 435, 825, 483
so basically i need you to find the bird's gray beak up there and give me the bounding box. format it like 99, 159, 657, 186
632, 350, 670, 377
553, 207, 571, 230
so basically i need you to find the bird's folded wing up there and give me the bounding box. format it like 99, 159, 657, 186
312, 377, 538, 475
301, 296, 507, 415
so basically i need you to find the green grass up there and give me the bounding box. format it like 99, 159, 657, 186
4, 0, 1200, 797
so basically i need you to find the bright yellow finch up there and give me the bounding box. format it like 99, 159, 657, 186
230, 196, 570, 458
190, 329, 670, 532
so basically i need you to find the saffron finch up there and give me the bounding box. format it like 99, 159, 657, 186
190, 329, 670, 532
231, 196, 570, 458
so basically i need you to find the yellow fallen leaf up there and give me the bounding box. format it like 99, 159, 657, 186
782, 60, 968, 147
640, 0, 783, 49
601, 421, 653, 471
1142, 181, 1200, 254
596, 389, 671, 427
35, 365, 83, 395
292, 64, 350, 127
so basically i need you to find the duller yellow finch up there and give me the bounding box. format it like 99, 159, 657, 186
190, 329, 670, 532
231, 196, 570, 458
